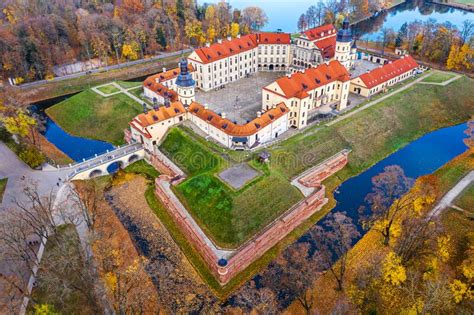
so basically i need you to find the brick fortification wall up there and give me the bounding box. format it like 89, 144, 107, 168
154, 150, 349, 285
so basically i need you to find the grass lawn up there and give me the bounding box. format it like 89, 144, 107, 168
161, 128, 302, 248
0, 178, 7, 202
30, 225, 97, 314
454, 184, 474, 212
96, 83, 120, 94
124, 159, 160, 179
46, 89, 142, 145
451, 0, 474, 5
422, 71, 456, 83
117, 80, 142, 89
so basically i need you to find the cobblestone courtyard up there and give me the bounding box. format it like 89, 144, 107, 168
218, 163, 261, 190
195, 71, 283, 124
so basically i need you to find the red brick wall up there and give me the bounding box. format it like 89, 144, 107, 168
154, 150, 349, 285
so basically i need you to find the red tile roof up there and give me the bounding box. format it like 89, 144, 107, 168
149, 64, 194, 83
132, 101, 186, 128
189, 102, 289, 137
143, 78, 178, 101
303, 24, 336, 41
191, 34, 258, 64
358, 55, 418, 89
190, 32, 291, 64
314, 36, 337, 58
265, 60, 350, 99
257, 32, 291, 44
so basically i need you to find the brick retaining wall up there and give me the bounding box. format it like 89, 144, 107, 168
154, 150, 349, 285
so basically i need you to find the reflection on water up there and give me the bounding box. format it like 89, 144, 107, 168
353, 0, 473, 40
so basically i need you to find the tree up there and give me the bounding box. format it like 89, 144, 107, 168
155, 26, 167, 49
378, 27, 395, 54
233, 281, 278, 314
311, 212, 360, 291
230, 22, 240, 38
297, 14, 309, 32
459, 19, 474, 45
360, 165, 414, 246
395, 22, 408, 48
242, 6, 268, 31
264, 243, 320, 313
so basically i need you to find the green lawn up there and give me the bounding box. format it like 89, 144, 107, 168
117, 80, 142, 89
96, 84, 120, 94
124, 159, 160, 179
0, 178, 7, 202
270, 76, 474, 178
451, 0, 474, 5
454, 184, 474, 213
46, 89, 142, 145
161, 128, 302, 248
422, 71, 456, 83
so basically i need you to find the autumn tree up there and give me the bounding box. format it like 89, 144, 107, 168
263, 242, 320, 314
311, 212, 360, 291
297, 14, 309, 32
360, 165, 415, 246
233, 281, 278, 314
242, 6, 268, 31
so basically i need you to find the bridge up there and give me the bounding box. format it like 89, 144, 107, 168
57, 143, 145, 180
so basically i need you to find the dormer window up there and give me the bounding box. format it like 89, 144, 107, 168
254, 123, 261, 129
207, 115, 213, 121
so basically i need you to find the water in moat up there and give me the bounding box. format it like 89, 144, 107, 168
32, 95, 115, 163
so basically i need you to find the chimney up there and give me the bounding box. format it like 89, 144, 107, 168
205, 42, 210, 47
257, 111, 262, 118
222, 112, 226, 119
227, 36, 231, 41
272, 104, 276, 109
142, 103, 148, 114
236, 34, 241, 38
162, 67, 167, 73
217, 38, 222, 44
204, 104, 209, 110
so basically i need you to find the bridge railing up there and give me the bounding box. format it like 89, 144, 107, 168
64, 143, 144, 180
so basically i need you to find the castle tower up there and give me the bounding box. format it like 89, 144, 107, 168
335, 17, 354, 70
175, 58, 195, 106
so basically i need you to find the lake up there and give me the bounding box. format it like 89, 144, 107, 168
199, 0, 473, 39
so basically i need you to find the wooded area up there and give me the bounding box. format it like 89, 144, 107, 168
0, 0, 267, 83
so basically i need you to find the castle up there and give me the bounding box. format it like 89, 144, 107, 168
128, 20, 419, 152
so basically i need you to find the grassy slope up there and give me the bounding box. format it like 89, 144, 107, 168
160, 128, 302, 248
271, 76, 474, 178
117, 81, 142, 89
46, 89, 142, 145
0, 178, 7, 202
454, 184, 474, 212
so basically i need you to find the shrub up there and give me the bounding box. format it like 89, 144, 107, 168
19, 146, 46, 168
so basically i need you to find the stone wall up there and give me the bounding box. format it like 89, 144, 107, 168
154, 150, 350, 285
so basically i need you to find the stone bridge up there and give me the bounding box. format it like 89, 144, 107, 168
61, 143, 145, 180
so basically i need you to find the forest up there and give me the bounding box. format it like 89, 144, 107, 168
0, 0, 267, 83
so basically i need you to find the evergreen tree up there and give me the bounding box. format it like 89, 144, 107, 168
395, 22, 408, 48
177, 0, 185, 20
156, 27, 167, 49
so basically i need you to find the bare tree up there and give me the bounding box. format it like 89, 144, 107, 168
378, 27, 395, 54
459, 20, 474, 45
241, 6, 268, 31
233, 281, 278, 314
360, 165, 414, 246
311, 212, 360, 291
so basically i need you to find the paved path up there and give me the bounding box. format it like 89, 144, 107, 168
428, 171, 474, 218
16, 49, 192, 89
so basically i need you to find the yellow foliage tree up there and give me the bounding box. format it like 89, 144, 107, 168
122, 43, 138, 61
449, 279, 470, 303
437, 235, 451, 263
382, 252, 407, 286
230, 22, 240, 38
185, 20, 205, 45
207, 25, 216, 43
1, 110, 36, 139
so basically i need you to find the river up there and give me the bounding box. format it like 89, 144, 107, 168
199, 0, 473, 39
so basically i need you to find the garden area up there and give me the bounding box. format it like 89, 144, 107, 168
421, 70, 456, 83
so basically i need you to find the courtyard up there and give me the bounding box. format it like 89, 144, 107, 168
350, 59, 382, 78
195, 71, 284, 124
218, 163, 261, 190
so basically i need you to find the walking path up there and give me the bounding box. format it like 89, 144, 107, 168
92, 81, 152, 108
428, 171, 474, 218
